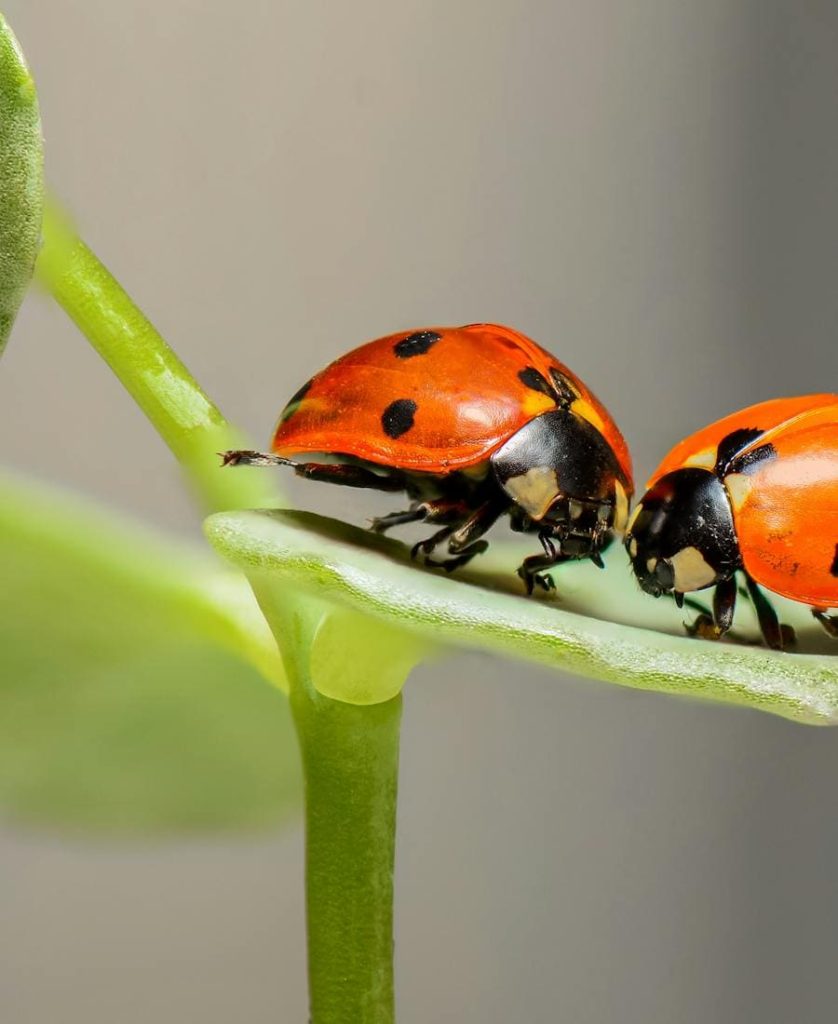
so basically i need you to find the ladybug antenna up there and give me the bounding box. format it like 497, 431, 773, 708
220, 449, 297, 468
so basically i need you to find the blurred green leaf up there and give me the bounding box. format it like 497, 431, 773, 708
0, 16, 43, 356
206, 508, 838, 725
0, 472, 301, 834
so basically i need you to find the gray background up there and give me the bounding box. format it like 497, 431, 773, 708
2, 1, 838, 1021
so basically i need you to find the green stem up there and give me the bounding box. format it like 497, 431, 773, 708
292, 678, 401, 1024
263, 591, 400, 1024
36, 202, 277, 514
0, 15, 43, 358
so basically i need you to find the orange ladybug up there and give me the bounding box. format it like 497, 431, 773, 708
224, 323, 633, 592
625, 395, 838, 649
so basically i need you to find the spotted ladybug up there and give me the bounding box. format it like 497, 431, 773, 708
223, 323, 633, 592
625, 394, 838, 650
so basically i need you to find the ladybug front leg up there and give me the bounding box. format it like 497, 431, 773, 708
685, 575, 737, 641
516, 553, 572, 595
812, 608, 838, 638
515, 530, 573, 595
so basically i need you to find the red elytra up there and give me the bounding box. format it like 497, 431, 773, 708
224, 323, 633, 594
272, 322, 632, 482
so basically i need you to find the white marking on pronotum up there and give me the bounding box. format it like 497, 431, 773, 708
613, 480, 629, 533
669, 546, 717, 592
503, 465, 560, 520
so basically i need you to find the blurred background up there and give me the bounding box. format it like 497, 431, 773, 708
2, 1, 838, 1020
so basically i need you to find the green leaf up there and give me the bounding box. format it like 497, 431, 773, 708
206, 509, 838, 726
0, 472, 301, 833
0, 16, 43, 356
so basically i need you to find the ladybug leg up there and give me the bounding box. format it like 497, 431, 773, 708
428, 540, 490, 573
222, 451, 406, 491
515, 530, 570, 595
370, 507, 428, 534
294, 462, 405, 491
516, 553, 573, 595
714, 576, 738, 634
685, 576, 737, 641
221, 450, 294, 467
508, 508, 533, 534
414, 500, 506, 572
411, 523, 458, 561
812, 608, 838, 638
744, 576, 795, 651
371, 498, 470, 535
433, 501, 508, 571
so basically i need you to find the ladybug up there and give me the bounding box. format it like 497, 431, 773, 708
625, 394, 838, 650
223, 323, 633, 592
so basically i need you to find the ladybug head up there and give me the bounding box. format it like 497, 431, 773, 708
491, 409, 631, 558
625, 468, 740, 598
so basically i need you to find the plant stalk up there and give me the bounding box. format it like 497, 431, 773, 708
291, 671, 401, 1024
36, 203, 277, 514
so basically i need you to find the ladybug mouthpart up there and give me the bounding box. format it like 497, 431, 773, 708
541, 496, 614, 560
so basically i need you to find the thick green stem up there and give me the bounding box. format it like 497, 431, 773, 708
36, 203, 277, 514
291, 676, 400, 1024
248, 580, 409, 1023
0, 15, 43, 357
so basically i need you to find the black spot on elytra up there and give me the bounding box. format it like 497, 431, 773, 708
280, 378, 313, 422
549, 368, 577, 406
381, 398, 417, 438
518, 367, 554, 398
393, 331, 442, 358
716, 427, 765, 475
831, 543, 838, 577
